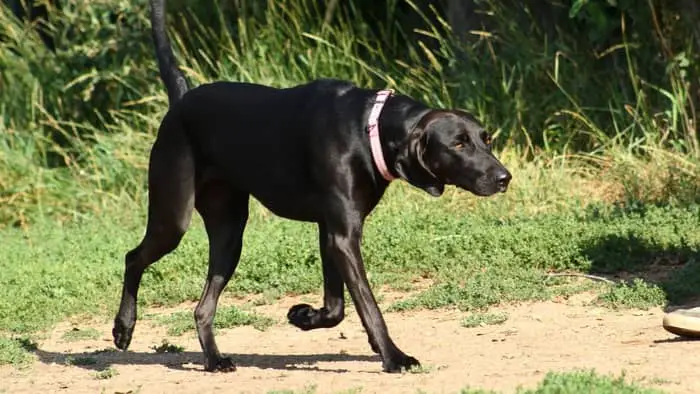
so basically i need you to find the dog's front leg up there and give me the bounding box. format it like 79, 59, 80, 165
288, 223, 346, 330
323, 210, 420, 373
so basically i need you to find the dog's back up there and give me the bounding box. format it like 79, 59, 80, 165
165, 79, 369, 221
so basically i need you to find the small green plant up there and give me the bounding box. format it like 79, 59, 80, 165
406, 364, 435, 374
644, 377, 674, 386
94, 367, 119, 380
461, 312, 509, 328
62, 327, 101, 342
150, 339, 184, 354
158, 305, 275, 336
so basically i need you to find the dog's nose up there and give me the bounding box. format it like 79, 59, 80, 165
495, 170, 512, 192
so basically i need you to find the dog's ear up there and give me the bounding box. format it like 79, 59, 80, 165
395, 115, 445, 197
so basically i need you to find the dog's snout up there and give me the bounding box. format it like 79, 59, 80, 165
495, 170, 512, 192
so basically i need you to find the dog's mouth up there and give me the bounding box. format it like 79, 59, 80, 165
468, 186, 500, 197
451, 181, 495, 197
453, 172, 511, 197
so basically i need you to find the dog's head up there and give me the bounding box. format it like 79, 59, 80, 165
395, 110, 511, 197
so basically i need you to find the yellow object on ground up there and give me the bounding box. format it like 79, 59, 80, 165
663, 307, 700, 338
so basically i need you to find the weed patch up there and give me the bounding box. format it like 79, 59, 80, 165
517, 370, 664, 394
0, 336, 36, 367
462, 312, 509, 328
458, 370, 664, 394
150, 339, 184, 354
157, 305, 275, 336
596, 280, 667, 310
94, 367, 118, 380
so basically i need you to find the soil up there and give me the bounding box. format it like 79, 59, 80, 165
2, 292, 699, 394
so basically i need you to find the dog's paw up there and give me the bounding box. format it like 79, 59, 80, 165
287, 303, 317, 331
204, 356, 237, 373
288, 303, 345, 331
112, 318, 134, 351
382, 354, 420, 373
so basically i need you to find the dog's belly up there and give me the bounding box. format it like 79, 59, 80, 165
195, 163, 323, 222
195, 135, 332, 223
251, 190, 322, 223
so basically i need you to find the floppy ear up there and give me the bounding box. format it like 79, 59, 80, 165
395, 121, 445, 197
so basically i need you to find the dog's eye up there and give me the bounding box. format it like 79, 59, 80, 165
482, 134, 492, 146
453, 142, 465, 150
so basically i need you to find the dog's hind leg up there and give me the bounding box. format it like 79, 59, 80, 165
193, 181, 249, 372
113, 120, 195, 351
287, 222, 346, 331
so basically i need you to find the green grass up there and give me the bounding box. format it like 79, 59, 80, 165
386, 200, 700, 314
516, 370, 665, 394
459, 370, 665, 393
0, 337, 36, 367
3, 186, 699, 340
595, 279, 668, 310
156, 305, 276, 336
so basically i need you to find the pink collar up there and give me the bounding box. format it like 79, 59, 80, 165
367, 89, 395, 181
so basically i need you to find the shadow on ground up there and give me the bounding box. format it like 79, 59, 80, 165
30, 347, 381, 373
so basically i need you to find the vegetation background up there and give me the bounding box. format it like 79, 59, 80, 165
2, 0, 700, 223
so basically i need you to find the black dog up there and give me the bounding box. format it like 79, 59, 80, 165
112, 0, 512, 373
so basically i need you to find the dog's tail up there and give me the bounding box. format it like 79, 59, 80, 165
149, 0, 189, 105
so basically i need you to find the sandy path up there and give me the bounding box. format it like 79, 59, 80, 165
2, 295, 699, 394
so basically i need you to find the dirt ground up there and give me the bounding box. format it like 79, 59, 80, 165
2, 293, 700, 394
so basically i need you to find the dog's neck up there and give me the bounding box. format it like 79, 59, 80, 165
374, 95, 432, 180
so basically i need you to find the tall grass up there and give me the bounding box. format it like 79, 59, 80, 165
0, 0, 698, 226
